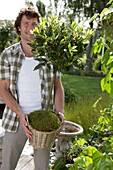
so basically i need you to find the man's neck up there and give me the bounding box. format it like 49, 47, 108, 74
21, 40, 33, 57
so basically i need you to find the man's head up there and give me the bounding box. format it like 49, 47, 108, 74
14, 6, 41, 35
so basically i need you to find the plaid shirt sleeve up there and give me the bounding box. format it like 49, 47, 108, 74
0, 43, 24, 132
0, 50, 10, 80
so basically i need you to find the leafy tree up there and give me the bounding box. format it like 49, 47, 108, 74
93, 0, 113, 95
30, 15, 92, 73
36, 0, 46, 17
47, 0, 109, 71
66, 0, 109, 71
0, 21, 17, 52
30, 15, 92, 109
25, 0, 46, 17
25, 0, 34, 6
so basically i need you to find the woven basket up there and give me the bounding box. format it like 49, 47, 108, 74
27, 115, 62, 150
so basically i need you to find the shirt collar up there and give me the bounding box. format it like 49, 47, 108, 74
13, 42, 25, 57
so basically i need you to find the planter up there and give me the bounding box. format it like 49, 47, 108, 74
27, 110, 62, 150
28, 124, 60, 150
55, 121, 83, 158
59, 120, 83, 138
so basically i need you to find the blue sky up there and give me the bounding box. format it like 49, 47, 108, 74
0, 0, 49, 20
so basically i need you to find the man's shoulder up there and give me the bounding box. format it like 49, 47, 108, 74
0, 42, 22, 61
4, 42, 21, 54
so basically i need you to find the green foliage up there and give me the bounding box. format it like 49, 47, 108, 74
91, 103, 113, 136
77, 54, 87, 70
63, 82, 77, 103
68, 138, 87, 158
30, 15, 93, 73
0, 20, 17, 52
47, 0, 109, 24
25, 0, 33, 6
68, 103, 113, 169
54, 75, 111, 169
100, 7, 113, 39
36, 0, 46, 17
70, 146, 113, 170
92, 1, 113, 95
54, 135, 113, 169
93, 55, 101, 71
29, 15, 93, 111
54, 157, 68, 170
28, 110, 61, 131
59, 104, 113, 169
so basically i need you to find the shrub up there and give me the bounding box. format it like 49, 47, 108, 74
63, 82, 77, 103
0, 20, 18, 52
93, 54, 102, 71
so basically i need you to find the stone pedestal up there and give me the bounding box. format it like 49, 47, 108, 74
55, 120, 83, 160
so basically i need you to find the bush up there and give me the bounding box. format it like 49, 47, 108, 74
80, 70, 104, 77
0, 20, 18, 52
93, 54, 102, 71
63, 82, 77, 103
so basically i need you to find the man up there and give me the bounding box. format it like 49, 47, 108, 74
0, 6, 64, 170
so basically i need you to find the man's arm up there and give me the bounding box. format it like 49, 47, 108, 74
0, 79, 32, 137
0, 80, 22, 115
54, 78, 64, 114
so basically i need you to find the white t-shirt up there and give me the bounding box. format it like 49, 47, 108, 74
17, 57, 41, 114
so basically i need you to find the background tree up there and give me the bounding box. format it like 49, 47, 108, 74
46, 0, 109, 72
0, 21, 18, 52
25, 0, 34, 6
25, 0, 46, 18
36, 0, 46, 17
93, 0, 113, 95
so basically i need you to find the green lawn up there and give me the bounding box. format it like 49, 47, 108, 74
61, 74, 102, 96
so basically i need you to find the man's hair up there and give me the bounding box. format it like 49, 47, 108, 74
14, 6, 41, 34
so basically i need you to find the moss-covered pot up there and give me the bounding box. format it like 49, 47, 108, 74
28, 110, 61, 132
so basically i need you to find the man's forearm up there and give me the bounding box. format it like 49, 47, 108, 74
0, 88, 23, 117
54, 79, 64, 114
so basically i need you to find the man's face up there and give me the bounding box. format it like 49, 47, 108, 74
19, 15, 37, 42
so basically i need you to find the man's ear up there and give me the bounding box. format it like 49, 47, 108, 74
18, 26, 21, 32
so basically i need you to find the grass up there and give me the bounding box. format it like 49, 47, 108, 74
61, 74, 102, 96
61, 74, 110, 134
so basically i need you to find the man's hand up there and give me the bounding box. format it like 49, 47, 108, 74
19, 114, 32, 139
57, 112, 65, 123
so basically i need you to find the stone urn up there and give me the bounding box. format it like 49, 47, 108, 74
55, 120, 83, 159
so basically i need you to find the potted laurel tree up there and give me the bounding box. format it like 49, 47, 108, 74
27, 16, 92, 150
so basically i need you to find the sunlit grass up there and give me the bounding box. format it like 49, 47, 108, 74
61, 74, 110, 134
64, 93, 110, 134
61, 74, 102, 96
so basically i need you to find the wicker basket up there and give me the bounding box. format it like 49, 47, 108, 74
27, 115, 62, 150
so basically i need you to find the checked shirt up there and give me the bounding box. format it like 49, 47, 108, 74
0, 42, 60, 132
